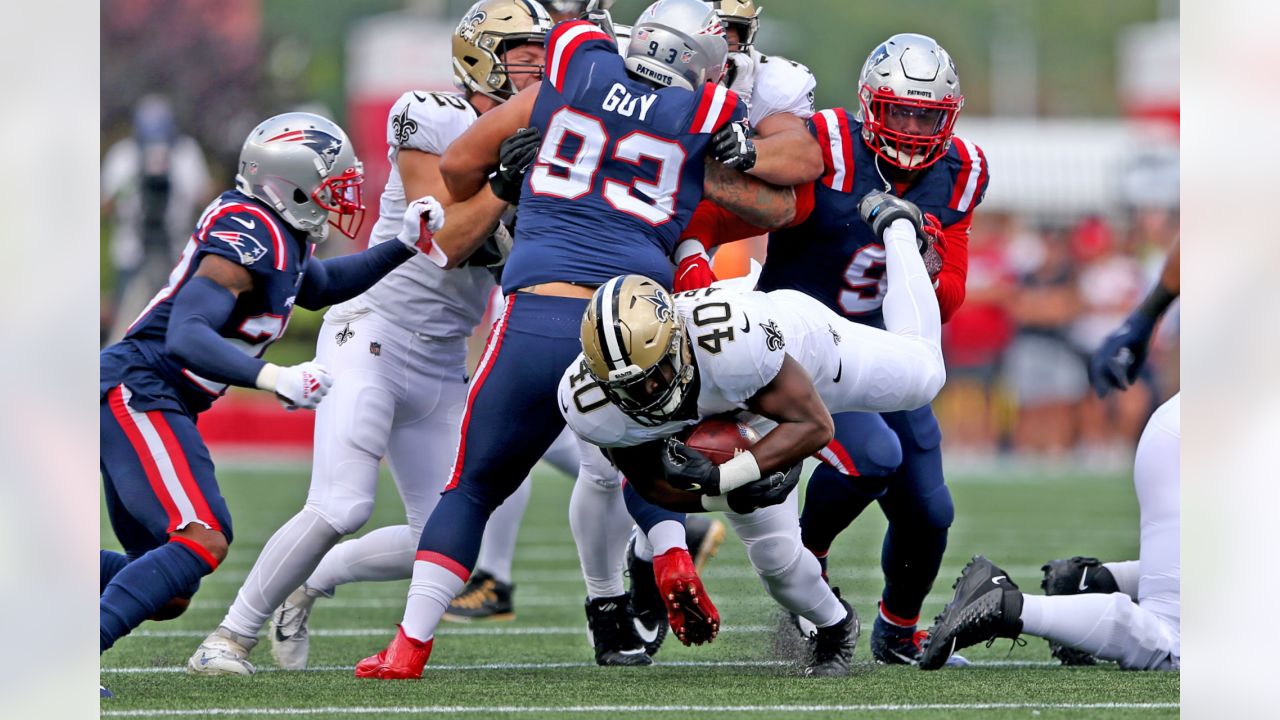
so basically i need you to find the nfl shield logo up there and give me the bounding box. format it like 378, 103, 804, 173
680, 49, 694, 64
369, 342, 381, 357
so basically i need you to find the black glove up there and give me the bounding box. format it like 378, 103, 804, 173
459, 221, 513, 269
725, 464, 801, 514
489, 126, 542, 203
1088, 312, 1157, 398
710, 120, 757, 172
661, 438, 722, 495
857, 190, 924, 247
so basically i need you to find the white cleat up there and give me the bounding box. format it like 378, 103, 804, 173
187, 627, 257, 676
270, 586, 319, 670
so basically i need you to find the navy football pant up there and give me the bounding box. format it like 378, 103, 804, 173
416, 293, 681, 573
800, 405, 953, 623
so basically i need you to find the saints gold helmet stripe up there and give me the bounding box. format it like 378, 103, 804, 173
595, 275, 630, 373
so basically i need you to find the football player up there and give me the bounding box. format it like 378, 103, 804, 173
920, 392, 1179, 671
676, 33, 989, 665
560, 191, 947, 675
182, 0, 564, 675
99, 112, 442, 685
354, 0, 795, 679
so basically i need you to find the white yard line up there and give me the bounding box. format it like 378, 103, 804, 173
104, 659, 1059, 674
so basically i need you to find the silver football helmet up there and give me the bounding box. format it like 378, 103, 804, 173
235, 112, 365, 241
625, 0, 728, 91
856, 33, 964, 171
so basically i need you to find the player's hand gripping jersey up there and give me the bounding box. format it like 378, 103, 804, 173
331, 90, 497, 337
102, 191, 312, 415
500, 20, 747, 293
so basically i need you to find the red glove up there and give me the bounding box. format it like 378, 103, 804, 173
674, 239, 717, 292
920, 212, 946, 282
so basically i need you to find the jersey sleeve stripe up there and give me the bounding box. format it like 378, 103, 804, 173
689, 85, 717, 133
812, 111, 837, 186
816, 109, 850, 192
708, 87, 740, 133
834, 109, 855, 193
197, 202, 289, 271
948, 137, 983, 213
549, 21, 611, 93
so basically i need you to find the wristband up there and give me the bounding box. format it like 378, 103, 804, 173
715, 451, 761, 494
255, 363, 280, 392
675, 238, 709, 263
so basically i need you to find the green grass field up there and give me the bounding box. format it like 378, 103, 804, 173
100, 461, 1179, 719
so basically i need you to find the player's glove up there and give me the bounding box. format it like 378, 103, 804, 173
724, 52, 756, 108
489, 126, 542, 203
674, 239, 717, 292
858, 190, 924, 246
724, 464, 802, 514
398, 195, 446, 253
920, 212, 946, 280
460, 221, 513, 269
255, 360, 334, 411
1088, 312, 1157, 398
662, 439, 722, 495
710, 120, 756, 172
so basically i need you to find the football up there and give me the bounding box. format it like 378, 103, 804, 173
681, 415, 760, 464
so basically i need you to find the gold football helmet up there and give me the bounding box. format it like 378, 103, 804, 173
705, 0, 760, 51
453, 0, 554, 103
582, 275, 696, 425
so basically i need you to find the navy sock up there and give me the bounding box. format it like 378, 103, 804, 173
880, 521, 948, 622
799, 463, 884, 554
622, 481, 685, 534
100, 541, 214, 653
100, 550, 131, 593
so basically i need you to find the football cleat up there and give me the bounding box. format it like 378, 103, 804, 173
684, 515, 726, 573
443, 570, 515, 622
920, 556, 1025, 670
804, 592, 860, 677
1041, 556, 1119, 666
354, 625, 433, 679
270, 586, 320, 670
870, 611, 969, 667
100, 685, 113, 699
653, 547, 719, 646
584, 594, 653, 666
186, 626, 257, 676
625, 534, 668, 656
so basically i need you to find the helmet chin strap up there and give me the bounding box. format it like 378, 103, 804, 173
873, 153, 892, 193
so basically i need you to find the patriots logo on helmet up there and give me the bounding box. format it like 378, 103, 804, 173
639, 292, 673, 323
870, 44, 890, 67
266, 128, 344, 173
210, 230, 269, 266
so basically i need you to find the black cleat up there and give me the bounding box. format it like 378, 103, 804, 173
920, 556, 1024, 670
684, 515, 726, 573
585, 595, 653, 666
1040, 556, 1118, 665
443, 570, 515, 622
804, 592, 860, 677
625, 535, 668, 656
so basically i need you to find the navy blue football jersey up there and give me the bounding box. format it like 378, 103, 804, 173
501, 20, 747, 294
102, 190, 310, 415
758, 108, 989, 329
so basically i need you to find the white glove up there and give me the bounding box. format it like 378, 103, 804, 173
398, 194, 446, 253
725, 51, 756, 108
255, 361, 334, 411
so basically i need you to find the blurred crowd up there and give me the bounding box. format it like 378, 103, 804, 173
933, 207, 1179, 468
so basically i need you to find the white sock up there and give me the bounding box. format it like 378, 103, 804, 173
1019, 592, 1177, 670
1104, 560, 1141, 601
222, 506, 341, 638
402, 559, 467, 642
569, 479, 631, 599
646, 520, 687, 557
474, 476, 532, 585
631, 527, 653, 562
304, 524, 415, 595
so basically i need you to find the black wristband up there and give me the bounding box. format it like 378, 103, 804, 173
1136, 284, 1177, 321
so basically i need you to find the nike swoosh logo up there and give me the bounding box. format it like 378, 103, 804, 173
618, 648, 647, 655
634, 619, 660, 643
739, 313, 751, 333
833, 360, 843, 383
199, 653, 212, 666
991, 575, 1007, 586
275, 627, 292, 642
230, 216, 256, 230
1078, 568, 1089, 591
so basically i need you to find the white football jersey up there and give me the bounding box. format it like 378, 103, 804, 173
327, 90, 495, 338
561, 284, 946, 449
726, 48, 817, 127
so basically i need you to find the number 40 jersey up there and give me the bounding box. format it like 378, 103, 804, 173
501, 20, 747, 294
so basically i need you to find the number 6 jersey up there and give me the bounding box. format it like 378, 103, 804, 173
501, 20, 747, 294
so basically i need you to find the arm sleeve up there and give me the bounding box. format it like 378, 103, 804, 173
165, 275, 266, 388
295, 240, 416, 310
934, 213, 972, 323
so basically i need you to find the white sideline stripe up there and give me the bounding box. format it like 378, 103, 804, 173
102, 703, 1177, 716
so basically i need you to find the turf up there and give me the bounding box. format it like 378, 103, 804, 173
100, 463, 1179, 718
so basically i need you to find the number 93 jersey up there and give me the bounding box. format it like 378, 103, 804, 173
558, 286, 791, 448
501, 20, 747, 294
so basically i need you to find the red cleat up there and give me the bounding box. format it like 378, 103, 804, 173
653, 547, 719, 646
354, 625, 433, 679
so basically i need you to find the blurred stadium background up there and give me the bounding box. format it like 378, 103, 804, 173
100, 0, 1180, 471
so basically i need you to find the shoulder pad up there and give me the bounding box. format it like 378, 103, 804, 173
196, 199, 291, 272
386, 90, 476, 155
941, 135, 990, 214
547, 20, 616, 94
753, 54, 817, 121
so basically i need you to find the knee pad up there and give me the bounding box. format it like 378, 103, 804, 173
745, 533, 803, 579
860, 431, 904, 476
577, 446, 622, 490
829, 415, 902, 477
149, 595, 192, 621
306, 496, 375, 537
